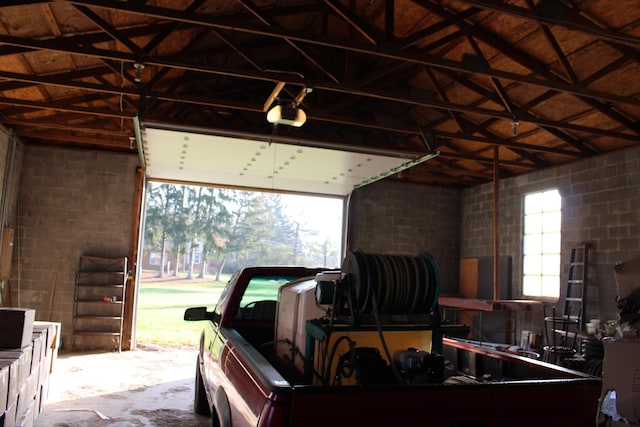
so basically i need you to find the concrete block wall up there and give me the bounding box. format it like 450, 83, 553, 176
5, 135, 636, 351
9, 144, 139, 350
461, 143, 640, 323
0, 128, 22, 308
0, 128, 10, 207
348, 180, 461, 295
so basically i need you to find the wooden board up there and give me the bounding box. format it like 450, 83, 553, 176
459, 258, 478, 298
0, 228, 14, 280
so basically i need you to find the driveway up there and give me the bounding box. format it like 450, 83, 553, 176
35, 344, 211, 427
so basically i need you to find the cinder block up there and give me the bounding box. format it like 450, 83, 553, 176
15, 373, 37, 425
0, 348, 32, 407
32, 322, 60, 375
32, 323, 54, 356
36, 356, 48, 395
0, 310, 35, 350
0, 363, 7, 412
34, 385, 42, 417
26, 340, 40, 377
15, 399, 33, 427
38, 381, 48, 414
30, 331, 45, 367
1, 403, 16, 427
0, 360, 17, 417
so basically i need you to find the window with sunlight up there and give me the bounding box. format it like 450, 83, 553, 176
522, 189, 562, 298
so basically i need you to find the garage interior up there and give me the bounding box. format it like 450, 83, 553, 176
0, 0, 638, 426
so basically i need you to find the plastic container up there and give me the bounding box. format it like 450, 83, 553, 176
275, 278, 328, 373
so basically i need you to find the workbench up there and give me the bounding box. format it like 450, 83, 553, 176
438, 297, 543, 344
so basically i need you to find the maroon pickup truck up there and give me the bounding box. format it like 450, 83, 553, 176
184, 256, 602, 427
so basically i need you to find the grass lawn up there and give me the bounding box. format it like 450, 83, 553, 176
135, 272, 229, 347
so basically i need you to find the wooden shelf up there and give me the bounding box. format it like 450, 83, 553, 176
75, 284, 124, 288
439, 296, 544, 345
439, 297, 543, 312
75, 300, 123, 304
72, 256, 127, 351
74, 315, 123, 320
73, 331, 121, 336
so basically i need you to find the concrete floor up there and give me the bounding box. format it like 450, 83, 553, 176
35, 344, 211, 427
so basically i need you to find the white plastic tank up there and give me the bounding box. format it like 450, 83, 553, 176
275, 276, 330, 373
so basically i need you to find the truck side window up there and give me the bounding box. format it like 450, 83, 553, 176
213, 272, 238, 320
236, 276, 299, 321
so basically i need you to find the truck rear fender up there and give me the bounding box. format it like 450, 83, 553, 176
257, 398, 290, 427
214, 387, 232, 427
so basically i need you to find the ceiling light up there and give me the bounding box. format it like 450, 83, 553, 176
511, 118, 520, 137
133, 63, 145, 83
266, 105, 306, 127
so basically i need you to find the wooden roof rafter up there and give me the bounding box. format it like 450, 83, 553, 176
0, 0, 636, 187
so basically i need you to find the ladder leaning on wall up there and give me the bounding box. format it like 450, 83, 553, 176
543, 243, 590, 363
564, 243, 589, 332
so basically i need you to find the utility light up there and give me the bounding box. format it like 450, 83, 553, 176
266, 105, 306, 127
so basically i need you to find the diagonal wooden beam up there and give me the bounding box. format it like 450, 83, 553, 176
399, 7, 480, 49
322, 0, 379, 45
60, 0, 640, 107
2, 119, 130, 136
414, 0, 640, 135
466, 36, 515, 115
73, 4, 142, 54
385, 0, 394, 41
524, 0, 579, 85
431, 67, 600, 155
453, 0, 640, 49
140, 0, 208, 54
235, 0, 340, 83
425, 67, 550, 166
2, 64, 635, 144
0, 96, 135, 119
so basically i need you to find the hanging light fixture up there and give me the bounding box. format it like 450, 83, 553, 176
266, 103, 307, 127
133, 62, 145, 83
511, 117, 520, 137
264, 80, 311, 128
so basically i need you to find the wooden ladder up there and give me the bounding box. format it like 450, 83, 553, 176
563, 243, 589, 331
542, 244, 590, 362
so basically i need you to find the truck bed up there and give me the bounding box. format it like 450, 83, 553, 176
188, 265, 602, 427
288, 378, 600, 426
230, 320, 602, 427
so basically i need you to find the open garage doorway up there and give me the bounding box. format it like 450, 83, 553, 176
131, 122, 421, 349
134, 181, 345, 348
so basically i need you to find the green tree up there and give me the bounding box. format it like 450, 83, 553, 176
194, 187, 232, 278
213, 191, 269, 278
166, 185, 189, 276
143, 182, 165, 274
260, 193, 297, 264
144, 183, 343, 278
144, 182, 185, 276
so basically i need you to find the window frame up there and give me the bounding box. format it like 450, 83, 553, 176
522, 189, 562, 298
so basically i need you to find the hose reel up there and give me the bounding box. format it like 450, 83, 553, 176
317, 249, 442, 321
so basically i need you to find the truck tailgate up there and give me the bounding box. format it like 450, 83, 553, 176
289, 378, 601, 427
